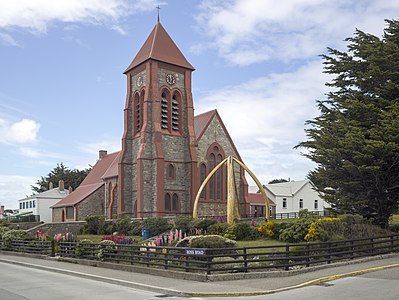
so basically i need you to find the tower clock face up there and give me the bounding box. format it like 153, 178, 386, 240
166, 74, 176, 85
136, 76, 143, 88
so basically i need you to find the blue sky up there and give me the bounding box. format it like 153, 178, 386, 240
1, 0, 398, 209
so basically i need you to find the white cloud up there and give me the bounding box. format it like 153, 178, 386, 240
0, 118, 40, 144
80, 138, 121, 156
0, 0, 158, 42
0, 175, 37, 209
196, 0, 399, 65
0, 32, 22, 47
196, 60, 331, 182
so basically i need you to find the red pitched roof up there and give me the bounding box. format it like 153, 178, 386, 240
51, 183, 103, 208
194, 109, 244, 162
52, 151, 119, 208
194, 109, 216, 142
124, 22, 194, 73
102, 151, 120, 179
248, 193, 275, 206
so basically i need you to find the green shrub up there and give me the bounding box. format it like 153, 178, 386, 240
272, 222, 293, 240
197, 219, 217, 232
305, 218, 344, 242
224, 223, 260, 241
113, 217, 132, 235
207, 223, 229, 236
142, 217, 170, 236
174, 216, 196, 234
278, 219, 313, 243
85, 215, 105, 234
0, 226, 10, 240
1, 230, 30, 249
131, 220, 143, 236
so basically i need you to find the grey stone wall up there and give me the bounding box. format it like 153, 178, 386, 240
76, 187, 105, 221
52, 207, 63, 222
196, 116, 246, 216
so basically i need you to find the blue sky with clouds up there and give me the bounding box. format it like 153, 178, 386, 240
1, 0, 398, 209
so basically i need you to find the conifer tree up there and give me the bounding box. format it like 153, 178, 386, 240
297, 19, 399, 228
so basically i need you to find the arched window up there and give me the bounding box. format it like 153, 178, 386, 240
199, 163, 206, 199
161, 91, 169, 130
208, 153, 215, 199
133, 93, 140, 134
204, 144, 226, 201
172, 193, 179, 211
171, 94, 180, 131
168, 163, 175, 179
216, 154, 223, 199
165, 193, 171, 211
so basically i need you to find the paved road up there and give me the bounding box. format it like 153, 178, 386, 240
0, 262, 180, 300
202, 267, 399, 300
1, 261, 399, 300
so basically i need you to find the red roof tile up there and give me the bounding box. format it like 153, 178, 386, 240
248, 193, 275, 205
125, 22, 194, 73
194, 109, 216, 142
51, 183, 103, 208
102, 151, 120, 179
52, 151, 119, 208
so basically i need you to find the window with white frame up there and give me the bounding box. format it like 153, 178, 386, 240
299, 199, 303, 209
314, 199, 318, 210
282, 198, 287, 209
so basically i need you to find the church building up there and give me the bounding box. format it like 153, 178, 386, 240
52, 22, 249, 221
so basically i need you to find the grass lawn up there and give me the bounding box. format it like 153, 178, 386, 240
390, 214, 399, 225
236, 238, 286, 248
77, 234, 142, 243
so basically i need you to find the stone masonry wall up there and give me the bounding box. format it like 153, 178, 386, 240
76, 187, 105, 221
196, 116, 245, 216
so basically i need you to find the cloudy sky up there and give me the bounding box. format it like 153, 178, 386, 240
1, 0, 398, 209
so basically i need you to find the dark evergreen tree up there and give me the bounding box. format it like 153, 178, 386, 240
31, 162, 91, 193
296, 19, 399, 228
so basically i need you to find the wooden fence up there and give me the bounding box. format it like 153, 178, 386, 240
1, 234, 398, 275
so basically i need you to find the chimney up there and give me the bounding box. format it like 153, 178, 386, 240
49, 182, 53, 190
99, 150, 107, 160
68, 186, 73, 194
59, 180, 64, 191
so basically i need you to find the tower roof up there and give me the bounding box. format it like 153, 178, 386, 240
124, 22, 194, 73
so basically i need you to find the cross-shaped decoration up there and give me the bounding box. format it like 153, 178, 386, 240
156, 5, 161, 22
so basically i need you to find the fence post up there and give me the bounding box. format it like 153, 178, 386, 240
327, 242, 331, 264
305, 244, 310, 267
51, 240, 55, 257
243, 248, 248, 273
370, 238, 374, 255
285, 245, 290, 271
206, 250, 212, 275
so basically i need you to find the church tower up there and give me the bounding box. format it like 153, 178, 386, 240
118, 22, 198, 217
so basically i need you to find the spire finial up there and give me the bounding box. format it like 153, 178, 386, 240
156, 5, 161, 22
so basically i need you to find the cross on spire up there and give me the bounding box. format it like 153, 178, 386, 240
156, 5, 161, 22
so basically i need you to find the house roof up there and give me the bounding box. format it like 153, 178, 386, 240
124, 22, 194, 73
51, 183, 103, 208
194, 109, 243, 161
248, 193, 275, 206
18, 187, 68, 202
265, 180, 310, 197
52, 151, 119, 208
194, 109, 216, 142
102, 151, 121, 179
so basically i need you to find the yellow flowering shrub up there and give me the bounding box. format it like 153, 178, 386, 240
258, 221, 274, 237
304, 217, 343, 241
